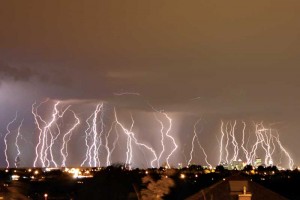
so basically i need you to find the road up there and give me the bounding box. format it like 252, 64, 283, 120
0, 180, 28, 200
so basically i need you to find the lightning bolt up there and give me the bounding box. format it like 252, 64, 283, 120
114, 92, 140, 96
224, 122, 230, 164
3, 97, 295, 170
218, 121, 225, 165
32, 101, 70, 167
110, 124, 120, 160
191, 119, 212, 168
60, 111, 80, 167
163, 112, 178, 168
257, 123, 273, 166
89, 103, 102, 167
81, 103, 103, 167
89, 103, 103, 167
33, 101, 47, 167
114, 108, 158, 168
273, 131, 294, 170
188, 119, 202, 166
190, 96, 202, 101
80, 111, 94, 167
96, 105, 105, 167
229, 121, 238, 163
241, 121, 251, 164
148, 104, 178, 168
4, 112, 18, 168
269, 130, 276, 165
248, 123, 263, 165
217, 120, 294, 168
154, 113, 166, 168
15, 119, 24, 168
44, 102, 70, 167
188, 126, 197, 166
105, 121, 117, 166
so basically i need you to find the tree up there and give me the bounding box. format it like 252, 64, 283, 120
216, 165, 225, 172
141, 171, 175, 200
243, 165, 253, 171
257, 165, 265, 173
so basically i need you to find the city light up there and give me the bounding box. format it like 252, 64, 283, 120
11, 174, 20, 181
180, 174, 186, 179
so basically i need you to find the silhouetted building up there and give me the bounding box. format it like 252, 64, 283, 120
186, 174, 287, 200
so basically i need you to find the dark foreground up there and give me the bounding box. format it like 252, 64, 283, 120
0, 165, 299, 200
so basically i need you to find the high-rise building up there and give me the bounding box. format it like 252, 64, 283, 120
254, 158, 262, 167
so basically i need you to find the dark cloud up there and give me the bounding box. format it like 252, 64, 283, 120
1, 0, 299, 114
0, 61, 34, 81
0, 0, 300, 167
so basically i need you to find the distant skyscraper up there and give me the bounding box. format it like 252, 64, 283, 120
254, 158, 262, 167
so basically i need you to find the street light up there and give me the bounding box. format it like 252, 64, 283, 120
44, 193, 48, 200
180, 174, 186, 179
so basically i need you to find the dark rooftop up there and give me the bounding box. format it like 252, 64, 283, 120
186, 173, 288, 200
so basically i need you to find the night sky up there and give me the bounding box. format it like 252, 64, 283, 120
0, 1, 300, 168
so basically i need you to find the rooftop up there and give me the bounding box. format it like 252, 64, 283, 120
186, 173, 288, 200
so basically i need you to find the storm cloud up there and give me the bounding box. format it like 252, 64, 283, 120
0, 0, 300, 167
0, 61, 34, 81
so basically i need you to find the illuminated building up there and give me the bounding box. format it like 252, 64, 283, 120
254, 158, 262, 167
